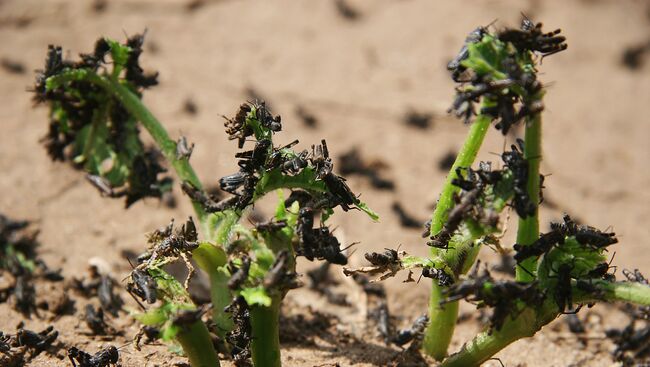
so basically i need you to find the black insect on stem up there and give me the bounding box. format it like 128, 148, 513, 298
264, 250, 301, 291
254, 218, 287, 233
427, 187, 480, 250
574, 226, 618, 249
228, 256, 252, 290
447, 25, 491, 82
512, 227, 565, 263
219, 171, 247, 195
77, 38, 111, 70
181, 181, 236, 213
421, 267, 454, 287
502, 139, 536, 218
296, 206, 351, 265
549, 263, 579, 314
223, 103, 253, 149
498, 17, 567, 58
441, 268, 542, 331
364, 248, 399, 267
224, 296, 252, 367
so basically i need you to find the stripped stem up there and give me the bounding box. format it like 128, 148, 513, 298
103, 77, 208, 226
515, 110, 542, 281
193, 242, 233, 337
250, 299, 282, 367
175, 320, 221, 367
442, 281, 650, 367
423, 112, 492, 360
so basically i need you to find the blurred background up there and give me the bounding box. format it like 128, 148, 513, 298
1, 0, 649, 366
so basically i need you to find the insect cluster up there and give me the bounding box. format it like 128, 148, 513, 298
33, 34, 172, 207
448, 17, 566, 133
23, 16, 650, 367
113, 98, 377, 367
0, 214, 76, 319
435, 212, 620, 334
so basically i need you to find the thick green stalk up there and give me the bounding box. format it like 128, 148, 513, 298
424, 286, 459, 360
441, 306, 554, 367
175, 321, 221, 367
250, 299, 282, 367
193, 243, 233, 337
576, 280, 650, 305
515, 112, 542, 281
423, 113, 492, 360
442, 281, 650, 367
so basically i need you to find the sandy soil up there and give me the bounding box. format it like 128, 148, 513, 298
1, 0, 649, 365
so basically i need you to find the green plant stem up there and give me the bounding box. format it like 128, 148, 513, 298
515, 112, 542, 282
193, 243, 233, 337
442, 281, 650, 367
80, 103, 108, 164
576, 280, 650, 305
175, 320, 221, 367
428, 114, 493, 238
104, 77, 208, 225
423, 113, 492, 360
250, 299, 282, 367
424, 286, 459, 360
440, 306, 554, 367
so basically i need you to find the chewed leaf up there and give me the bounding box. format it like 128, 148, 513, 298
147, 266, 192, 304
240, 286, 272, 307
461, 35, 508, 80
401, 255, 435, 269
356, 201, 379, 222
256, 167, 327, 198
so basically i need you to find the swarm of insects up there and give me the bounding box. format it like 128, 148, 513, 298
447, 18, 564, 134
28, 15, 650, 367
32, 34, 174, 208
